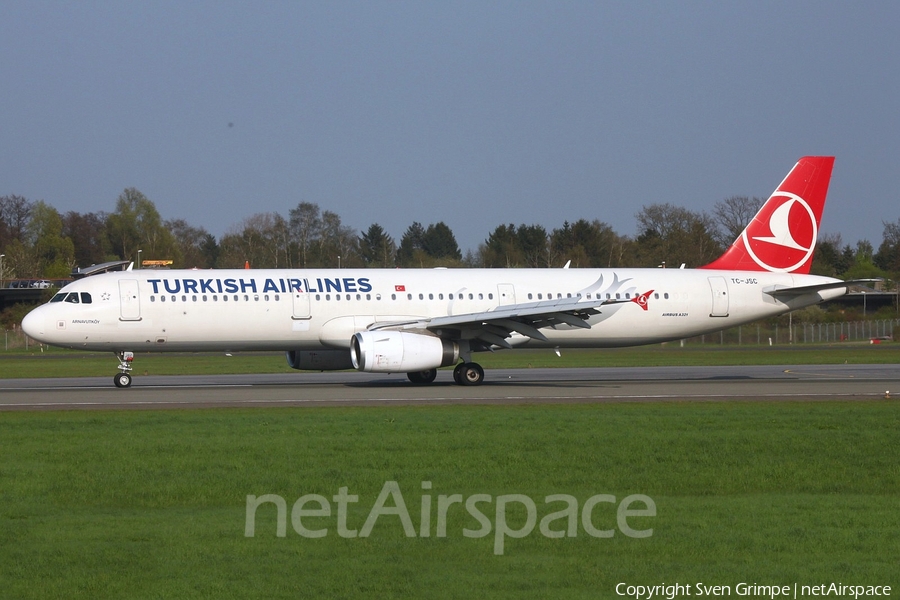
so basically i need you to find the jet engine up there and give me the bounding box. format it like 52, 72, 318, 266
286, 349, 355, 371
350, 331, 459, 373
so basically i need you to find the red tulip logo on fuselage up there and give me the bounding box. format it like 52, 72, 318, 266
742, 193, 817, 272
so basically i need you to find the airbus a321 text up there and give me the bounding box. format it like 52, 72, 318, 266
23, 157, 861, 388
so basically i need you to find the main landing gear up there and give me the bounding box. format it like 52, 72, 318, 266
405, 362, 486, 386
453, 362, 484, 385
114, 351, 134, 388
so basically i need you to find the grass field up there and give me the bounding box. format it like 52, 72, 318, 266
2, 401, 899, 598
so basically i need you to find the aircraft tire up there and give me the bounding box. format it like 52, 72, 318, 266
459, 362, 484, 386
114, 373, 133, 388
407, 369, 437, 384
452, 363, 465, 384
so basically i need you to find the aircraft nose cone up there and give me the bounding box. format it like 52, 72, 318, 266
21, 307, 46, 340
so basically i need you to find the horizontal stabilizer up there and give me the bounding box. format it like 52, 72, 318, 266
763, 279, 881, 298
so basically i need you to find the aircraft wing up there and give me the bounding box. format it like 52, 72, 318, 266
763, 279, 882, 298
369, 296, 611, 349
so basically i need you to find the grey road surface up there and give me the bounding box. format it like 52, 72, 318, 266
1, 364, 897, 411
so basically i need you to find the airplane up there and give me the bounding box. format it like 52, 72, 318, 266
22, 156, 863, 388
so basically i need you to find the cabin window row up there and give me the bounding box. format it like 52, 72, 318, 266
149, 294, 281, 303
525, 292, 671, 300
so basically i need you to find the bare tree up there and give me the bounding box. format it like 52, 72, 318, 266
713, 195, 764, 246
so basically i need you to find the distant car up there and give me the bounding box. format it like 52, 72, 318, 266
31, 280, 52, 289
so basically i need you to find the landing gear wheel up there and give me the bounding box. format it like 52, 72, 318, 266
457, 362, 484, 386
407, 368, 438, 384
453, 363, 465, 384
114, 351, 135, 389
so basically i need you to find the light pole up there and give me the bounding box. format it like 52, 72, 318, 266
137, 249, 142, 270
0, 254, 5, 288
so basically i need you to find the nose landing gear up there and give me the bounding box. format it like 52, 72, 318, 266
114, 351, 134, 388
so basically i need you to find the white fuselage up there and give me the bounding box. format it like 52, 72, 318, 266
22, 267, 844, 353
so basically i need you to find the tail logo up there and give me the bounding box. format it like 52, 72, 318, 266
742, 192, 817, 273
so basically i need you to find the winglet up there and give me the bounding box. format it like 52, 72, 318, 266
701, 156, 834, 274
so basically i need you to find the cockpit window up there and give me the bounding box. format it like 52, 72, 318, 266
64, 293, 80, 304
50, 293, 66, 303
80, 292, 92, 304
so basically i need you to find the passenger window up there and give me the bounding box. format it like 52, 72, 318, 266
664, 293, 669, 299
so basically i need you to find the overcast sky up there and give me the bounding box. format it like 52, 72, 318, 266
2, 1, 898, 255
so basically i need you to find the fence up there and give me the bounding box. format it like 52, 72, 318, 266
687, 319, 899, 346
3, 328, 38, 351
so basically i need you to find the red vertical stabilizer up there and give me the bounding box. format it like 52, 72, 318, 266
701, 156, 834, 274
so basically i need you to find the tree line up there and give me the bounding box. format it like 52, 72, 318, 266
2, 190, 899, 285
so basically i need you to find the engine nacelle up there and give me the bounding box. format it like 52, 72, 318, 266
285, 349, 354, 371
350, 331, 459, 373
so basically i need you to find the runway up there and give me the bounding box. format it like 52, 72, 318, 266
1, 364, 898, 411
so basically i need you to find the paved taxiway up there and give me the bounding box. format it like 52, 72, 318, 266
1, 364, 897, 411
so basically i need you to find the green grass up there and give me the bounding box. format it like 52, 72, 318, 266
2, 402, 899, 598
1, 342, 898, 379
